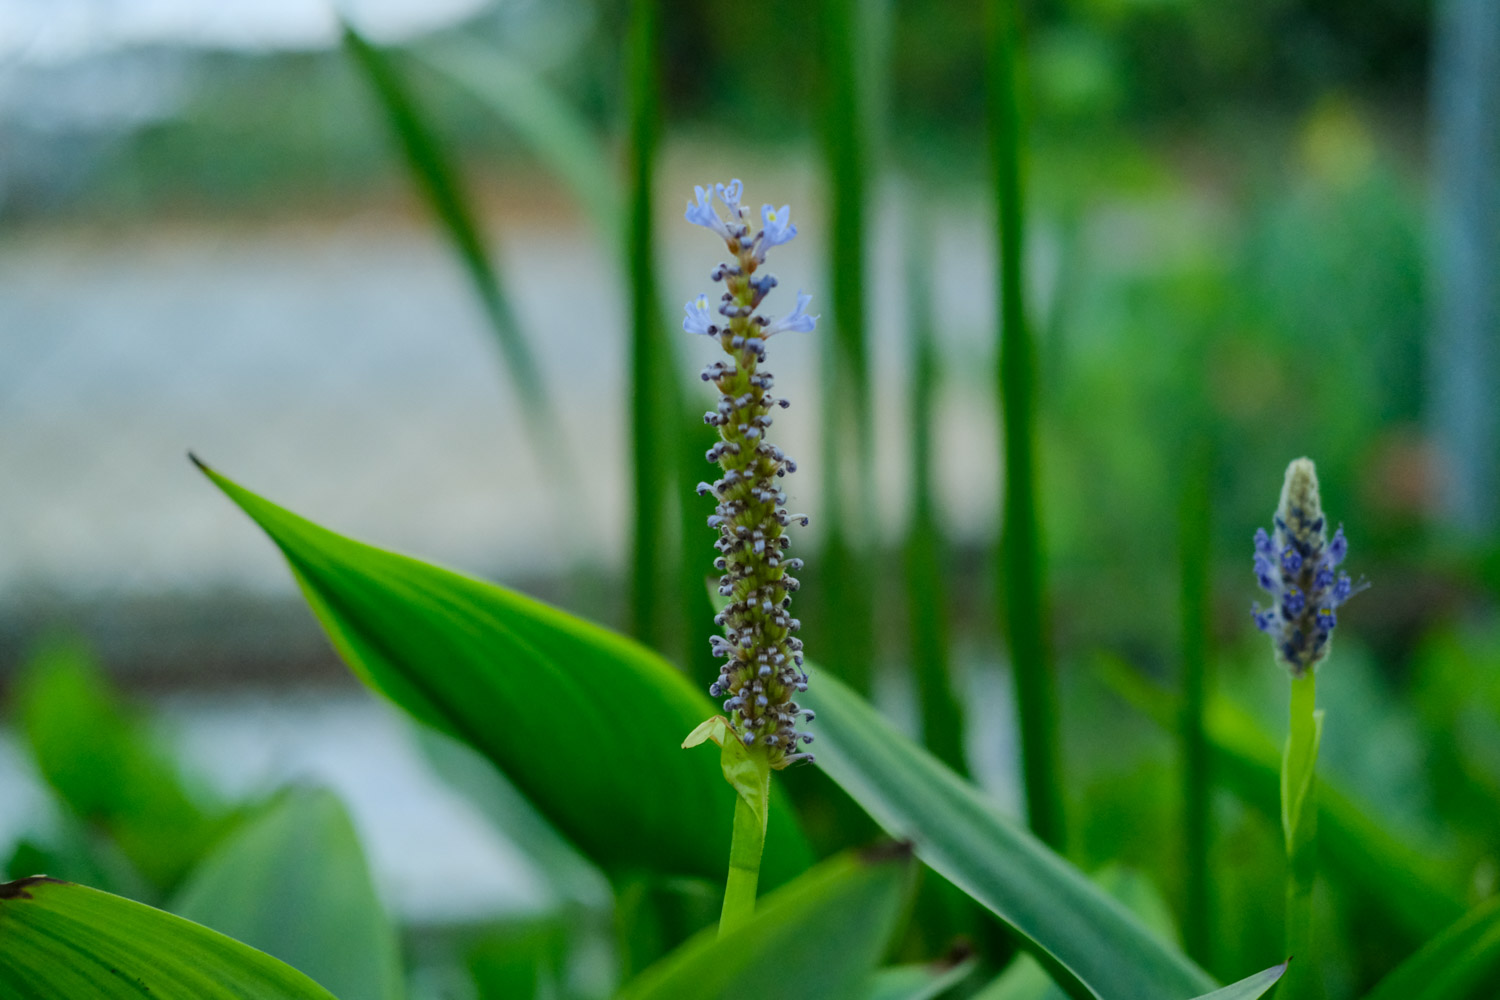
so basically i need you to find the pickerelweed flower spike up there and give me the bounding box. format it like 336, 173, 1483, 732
1251, 457, 1368, 676
687, 180, 816, 769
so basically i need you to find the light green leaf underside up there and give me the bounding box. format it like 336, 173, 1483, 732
170, 786, 404, 1000
800, 672, 1215, 1000
194, 461, 810, 888
1362, 896, 1500, 1000
1187, 964, 1287, 1000
0, 879, 338, 999
616, 848, 912, 1000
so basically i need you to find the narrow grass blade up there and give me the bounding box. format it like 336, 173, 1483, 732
1099, 657, 1466, 940
341, 26, 569, 486
14, 641, 223, 893
1178, 442, 1213, 964
170, 787, 403, 1000
0, 878, 338, 999
1187, 964, 1287, 1000
985, 0, 1064, 850
413, 39, 622, 241
801, 671, 1216, 1000
905, 203, 967, 775
817, 0, 876, 696
972, 962, 1284, 1000
1362, 896, 1500, 1000
192, 459, 812, 888
616, 846, 914, 1000
621, 0, 676, 648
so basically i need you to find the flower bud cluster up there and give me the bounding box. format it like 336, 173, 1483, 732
1251, 458, 1367, 676
685, 180, 817, 768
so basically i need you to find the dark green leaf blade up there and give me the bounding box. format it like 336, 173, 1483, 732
1363, 896, 1500, 1000
617, 846, 913, 1000
170, 787, 403, 1000
800, 672, 1215, 1000
192, 460, 810, 887
0, 878, 339, 999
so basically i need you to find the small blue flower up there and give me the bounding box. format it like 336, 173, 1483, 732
1327, 526, 1348, 566
686, 185, 731, 239
1281, 546, 1302, 574
716, 179, 743, 213
759, 204, 797, 254
683, 294, 716, 335
764, 291, 817, 336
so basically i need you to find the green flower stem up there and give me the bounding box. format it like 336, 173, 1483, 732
1283, 671, 1320, 999
720, 788, 768, 937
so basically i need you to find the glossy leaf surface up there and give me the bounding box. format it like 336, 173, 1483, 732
801, 671, 1215, 1000
0, 878, 337, 999
195, 461, 810, 887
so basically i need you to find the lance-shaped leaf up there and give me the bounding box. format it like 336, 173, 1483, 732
1362, 896, 1500, 1000
0, 878, 338, 999
800, 672, 1216, 1000
616, 845, 913, 1000
170, 786, 403, 1000
193, 460, 810, 887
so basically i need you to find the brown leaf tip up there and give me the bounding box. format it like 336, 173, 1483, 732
0, 876, 67, 900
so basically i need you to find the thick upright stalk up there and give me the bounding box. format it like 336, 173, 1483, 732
1283, 671, 1320, 999
986, 0, 1064, 849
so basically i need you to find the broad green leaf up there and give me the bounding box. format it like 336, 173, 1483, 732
13, 640, 223, 891
800, 672, 1215, 1000
616, 846, 913, 1000
194, 461, 811, 888
1362, 896, 1500, 1000
0, 878, 338, 999
171, 786, 403, 1000
866, 951, 977, 1000
1099, 657, 1465, 939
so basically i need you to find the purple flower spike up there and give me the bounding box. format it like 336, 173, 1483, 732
1248, 458, 1366, 676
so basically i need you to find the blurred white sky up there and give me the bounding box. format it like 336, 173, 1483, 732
0, 0, 491, 64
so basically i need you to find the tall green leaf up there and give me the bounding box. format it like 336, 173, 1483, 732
13, 640, 222, 892
171, 787, 403, 1000
800, 671, 1216, 1000
616, 846, 913, 1000
1362, 896, 1500, 1000
985, 0, 1064, 852
1099, 657, 1465, 940
192, 459, 811, 888
0, 878, 337, 999
341, 26, 568, 487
